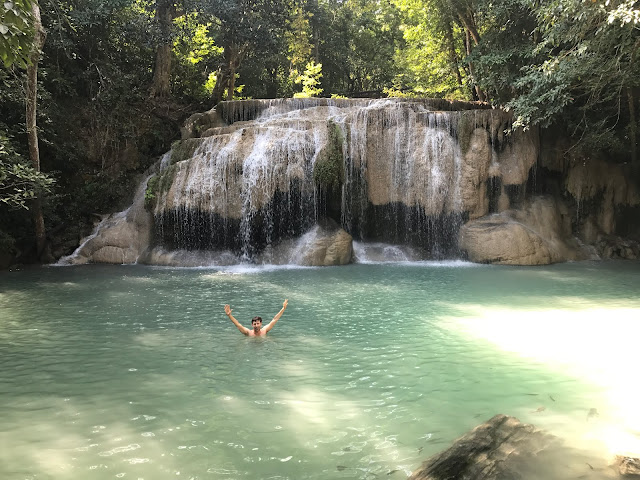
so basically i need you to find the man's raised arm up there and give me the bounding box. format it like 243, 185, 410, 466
262, 299, 288, 333
225, 304, 250, 335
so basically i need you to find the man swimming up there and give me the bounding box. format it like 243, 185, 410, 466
224, 300, 288, 336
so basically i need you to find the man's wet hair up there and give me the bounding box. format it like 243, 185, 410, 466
251, 316, 262, 324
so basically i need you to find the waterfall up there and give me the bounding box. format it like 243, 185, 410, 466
72, 98, 533, 266
146, 98, 514, 263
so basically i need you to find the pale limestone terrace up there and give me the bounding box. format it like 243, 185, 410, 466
64, 98, 639, 266
153, 98, 538, 256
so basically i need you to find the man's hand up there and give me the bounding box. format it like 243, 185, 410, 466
224, 304, 232, 316
283, 299, 288, 309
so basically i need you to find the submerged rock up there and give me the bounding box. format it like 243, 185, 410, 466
408, 415, 557, 480
613, 455, 640, 477
409, 414, 616, 480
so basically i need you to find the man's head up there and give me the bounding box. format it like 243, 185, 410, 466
251, 316, 263, 331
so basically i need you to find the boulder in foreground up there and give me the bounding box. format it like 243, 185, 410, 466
409, 414, 618, 480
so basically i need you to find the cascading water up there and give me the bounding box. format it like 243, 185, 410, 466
147, 98, 513, 264
62, 97, 540, 266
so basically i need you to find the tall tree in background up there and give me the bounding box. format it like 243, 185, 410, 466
393, 0, 466, 98
26, 0, 48, 259
200, 0, 291, 103
312, 0, 403, 96
150, 0, 179, 98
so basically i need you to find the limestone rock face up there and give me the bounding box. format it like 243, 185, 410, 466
290, 224, 354, 266
460, 127, 492, 219
596, 236, 640, 260
62, 176, 152, 265
157, 100, 536, 234
493, 127, 539, 186
180, 107, 226, 140
566, 159, 640, 238
460, 216, 555, 265
409, 415, 558, 480
459, 196, 595, 265
59, 99, 640, 267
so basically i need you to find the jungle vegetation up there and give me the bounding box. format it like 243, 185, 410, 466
0, 0, 638, 262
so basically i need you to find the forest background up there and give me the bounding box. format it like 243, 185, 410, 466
1, 0, 638, 264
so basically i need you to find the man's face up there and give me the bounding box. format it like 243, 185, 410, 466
252, 320, 262, 331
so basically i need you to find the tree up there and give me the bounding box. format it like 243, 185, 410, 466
25, 0, 49, 259
293, 60, 322, 97
313, 0, 404, 96
497, 0, 640, 162
198, 0, 292, 103
150, 0, 181, 98
392, 0, 467, 98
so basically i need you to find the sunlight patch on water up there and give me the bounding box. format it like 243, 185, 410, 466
443, 302, 640, 458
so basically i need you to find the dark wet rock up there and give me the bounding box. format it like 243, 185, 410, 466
409, 415, 559, 480
614, 456, 640, 477
596, 236, 640, 260
408, 414, 622, 480
408, 414, 557, 480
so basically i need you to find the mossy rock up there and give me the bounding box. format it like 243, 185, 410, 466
144, 164, 179, 211
314, 121, 345, 190
170, 138, 202, 164
144, 174, 160, 210
158, 164, 178, 193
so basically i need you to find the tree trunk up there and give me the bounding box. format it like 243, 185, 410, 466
463, 27, 486, 102
458, 10, 481, 46
455, 6, 486, 102
224, 44, 246, 101
227, 51, 237, 101
26, 1, 49, 261
444, 21, 463, 88
150, 0, 175, 98
211, 65, 228, 105
628, 87, 637, 164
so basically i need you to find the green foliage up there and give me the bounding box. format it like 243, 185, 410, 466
469, 0, 640, 160
0, 130, 54, 210
0, 228, 16, 253
314, 0, 404, 96
172, 13, 224, 101
286, 5, 313, 74
314, 121, 345, 190
392, 0, 466, 99
0, 0, 33, 68
144, 174, 159, 210
294, 60, 323, 98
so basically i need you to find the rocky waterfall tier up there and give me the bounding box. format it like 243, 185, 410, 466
63, 98, 640, 266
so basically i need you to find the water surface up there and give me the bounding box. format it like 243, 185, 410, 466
1, 261, 639, 479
